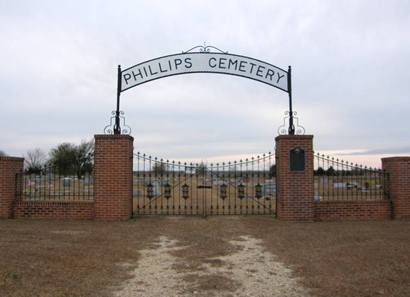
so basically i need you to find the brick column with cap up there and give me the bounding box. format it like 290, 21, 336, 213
94, 135, 133, 220
0, 156, 24, 219
382, 157, 410, 220
275, 135, 314, 221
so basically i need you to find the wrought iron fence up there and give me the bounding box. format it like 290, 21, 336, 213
314, 153, 389, 201
133, 152, 276, 215
16, 167, 94, 202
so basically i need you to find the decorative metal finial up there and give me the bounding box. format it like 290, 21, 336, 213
104, 111, 131, 135
277, 111, 305, 135
183, 42, 228, 54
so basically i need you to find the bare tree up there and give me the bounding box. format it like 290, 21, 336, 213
25, 148, 46, 174
0, 150, 6, 156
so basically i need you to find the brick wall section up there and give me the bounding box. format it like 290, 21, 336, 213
382, 157, 410, 220
275, 135, 314, 221
0, 157, 24, 219
14, 201, 94, 219
314, 200, 391, 221
94, 135, 133, 221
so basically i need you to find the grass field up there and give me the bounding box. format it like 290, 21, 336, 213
19, 173, 387, 204
314, 175, 386, 201
19, 175, 93, 201
0, 218, 409, 297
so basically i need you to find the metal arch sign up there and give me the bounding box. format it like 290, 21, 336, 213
110, 45, 296, 135
120, 52, 289, 93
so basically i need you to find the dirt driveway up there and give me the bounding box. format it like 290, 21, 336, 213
1, 217, 410, 297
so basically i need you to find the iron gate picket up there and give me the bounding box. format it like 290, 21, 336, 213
133, 152, 276, 216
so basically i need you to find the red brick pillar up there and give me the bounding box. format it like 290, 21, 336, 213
94, 135, 133, 220
0, 156, 24, 219
382, 157, 410, 220
275, 135, 314, 221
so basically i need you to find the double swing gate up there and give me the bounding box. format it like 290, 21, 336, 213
133, 152, 276, 216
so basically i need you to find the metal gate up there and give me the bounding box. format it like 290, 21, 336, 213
133, 152, 276, 216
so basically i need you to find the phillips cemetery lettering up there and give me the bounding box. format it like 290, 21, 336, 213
121, 53, 288, 92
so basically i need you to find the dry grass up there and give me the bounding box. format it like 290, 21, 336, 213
0, 217, 409, 297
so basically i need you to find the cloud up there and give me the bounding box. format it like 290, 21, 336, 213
337, 146, 410, 156
0, 0, 409, 166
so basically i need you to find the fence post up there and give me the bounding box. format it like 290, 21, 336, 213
275, 135, 314, 221
382, 157, 410, 220
0, 156, 24, 219
94, 135, 133, 220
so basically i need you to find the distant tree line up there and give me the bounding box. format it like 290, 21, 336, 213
314, 166, 369, 176
24, 140, 94, 178
152, 162, 208, 175
148, 163, 369, 177
149, 163, 278, 178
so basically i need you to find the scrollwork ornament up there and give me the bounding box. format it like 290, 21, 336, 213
104, 111, 132, 135
183, 42, 228, 54
277, 111, 305, 135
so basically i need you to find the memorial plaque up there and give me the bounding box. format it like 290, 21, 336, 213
290, 147, 305, 171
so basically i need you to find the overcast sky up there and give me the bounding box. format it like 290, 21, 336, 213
1, 0, 409, 167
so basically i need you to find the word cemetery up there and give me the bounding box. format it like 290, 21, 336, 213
121, 53, 289, 92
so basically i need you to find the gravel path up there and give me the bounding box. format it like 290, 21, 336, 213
114, 235, 309, 297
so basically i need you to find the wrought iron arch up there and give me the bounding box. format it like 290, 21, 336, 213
107, 44, 299, 135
